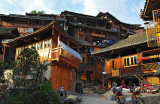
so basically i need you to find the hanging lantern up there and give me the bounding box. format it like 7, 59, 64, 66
80, 73, 87, 80
90, 73, 95, 80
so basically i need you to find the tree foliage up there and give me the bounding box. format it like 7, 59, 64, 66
30, 10, 46, 14
13, 47, 48, 90
0, 47, 60, 104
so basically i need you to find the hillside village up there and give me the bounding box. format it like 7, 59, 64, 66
1, 0, 160, 104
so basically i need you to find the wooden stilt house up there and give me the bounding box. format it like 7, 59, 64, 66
3, 21, 82, 90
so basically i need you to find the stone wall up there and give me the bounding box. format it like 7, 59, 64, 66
125, 95, 160, 104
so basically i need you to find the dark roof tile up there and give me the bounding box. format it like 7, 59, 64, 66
92, 32, 146, 55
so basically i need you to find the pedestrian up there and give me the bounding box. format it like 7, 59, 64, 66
81, 83, 84, 94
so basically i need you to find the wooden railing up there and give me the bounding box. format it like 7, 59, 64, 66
92, 33, 105, 38
60, 48, 80, 64
121, 66, 141, 76
146, 27, 158, 47
146, 9, 160, 47
52, 48, 58, 60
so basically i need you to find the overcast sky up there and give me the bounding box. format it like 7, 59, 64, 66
1, 0, 146, 26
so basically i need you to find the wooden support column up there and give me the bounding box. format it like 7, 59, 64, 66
119, 55, 121, 78
57, 33, 60, 62
3, 46, 5, 61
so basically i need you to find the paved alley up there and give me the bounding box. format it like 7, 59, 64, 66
80, 92, 117, 104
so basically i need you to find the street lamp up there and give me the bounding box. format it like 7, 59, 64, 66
102, 71, 106, 89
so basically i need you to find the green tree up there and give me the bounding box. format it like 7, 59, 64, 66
30, 10, 46, 14
13, 47, 49, 90
0, 47, 60, 104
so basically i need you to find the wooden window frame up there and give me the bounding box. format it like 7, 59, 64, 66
37, 43, 40, 50
40, 42, 43, 49
124, 55, 137, 67
48, 40, 50, 47
110, 60, 115, 69
81, 56, 87, 63
44, 41, 47, 48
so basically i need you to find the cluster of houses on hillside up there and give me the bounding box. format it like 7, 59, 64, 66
2, 0, 160, 91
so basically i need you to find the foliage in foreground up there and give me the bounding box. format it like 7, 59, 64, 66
0, 82, 60, 104
0, 47, 60, 104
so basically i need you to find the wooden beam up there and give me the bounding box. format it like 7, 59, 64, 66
21, 38, 30, 42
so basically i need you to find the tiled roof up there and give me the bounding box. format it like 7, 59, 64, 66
69, 22, 116, 33
140, 0, 160, 20
73, 38, 93, 46
2, 21, 79, 47
96, 12, 140, 26
92, 32, 146, 55
0, 14, 66, 21
0, 27, 19, 38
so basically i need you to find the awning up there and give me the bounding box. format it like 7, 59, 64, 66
142, 63, 159, 71
59, 40, 82, 61
154, 62, 160, 76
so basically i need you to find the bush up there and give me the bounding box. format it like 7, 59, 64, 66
0, 92, 29, 104
28, 91, 51, 104
41, 81, 60, 104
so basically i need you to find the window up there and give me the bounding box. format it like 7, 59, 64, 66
127, 58, 130, 66
18, 48, 22, 55
20, 28, 23, 32
114, 27, 118, 32
130, 56, 137, 65
134, 57, 137, 64
41, 42, 43, 49
124, 56, 137, 67
90, 48, 94, 52
111, 61, 114, 68
81, 56, 87, 63
131, 57, 134, 65
29, 28, 33, 32
44, 41, 47, 48
82, 57, 85, 62
37, 43, 40, 50
85, 36, 88, 41
32, 44, 36, 49
48, 40, 50, 47
124, 59, 127, 66
124, 58, 130, 66
17, 49, 20, 55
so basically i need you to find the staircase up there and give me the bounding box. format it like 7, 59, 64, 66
134, 74, 152, 85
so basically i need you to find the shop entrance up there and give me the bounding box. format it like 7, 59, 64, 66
125, 77, 139, 87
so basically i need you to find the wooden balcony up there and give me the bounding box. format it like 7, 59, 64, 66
52, 47, 81, 68
121, 66, 142, 76
146, 9, 160, 47
92, 33, 105, 38
146, 27, 158, 47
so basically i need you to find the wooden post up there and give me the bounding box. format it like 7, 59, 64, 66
57, 33, 60, 62
119, 55, 121, 78
3, 46, 5, 61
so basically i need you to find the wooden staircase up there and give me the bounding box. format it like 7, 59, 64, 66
134, 74, 152, 85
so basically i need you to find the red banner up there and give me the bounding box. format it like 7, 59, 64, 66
137, 57, 150, 61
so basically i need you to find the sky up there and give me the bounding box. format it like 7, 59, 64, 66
0, 0, 146, 26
